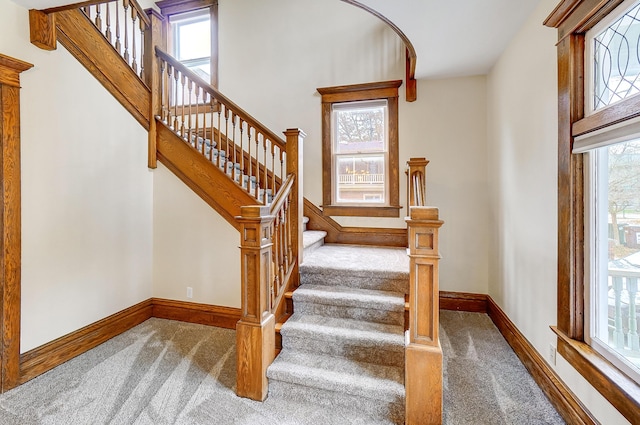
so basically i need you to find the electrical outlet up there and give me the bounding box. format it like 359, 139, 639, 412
187, 287, 193, 299
549, 344, 557, 366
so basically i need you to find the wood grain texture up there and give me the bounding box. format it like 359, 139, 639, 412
573, 94, 640, 137
236, 315, 275, 401
29, 9, 57, 51
19, 300, 153, 385
156, 120, 258, 231
0, 84, 22, 392
487, 297, 597, 425
304, 198, 407, 247
439, 291, 487, 313
151, 298, 240, 329
145, 9, 166, 169
54, 9, 150, 129
405, 343, 442, 425
553, 327, 640, 424
0, 55, 34, 87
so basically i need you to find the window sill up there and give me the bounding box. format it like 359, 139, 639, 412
322, 205, 402, 218
551, 326, 640, 424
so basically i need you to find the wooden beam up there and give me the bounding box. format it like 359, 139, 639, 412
29, 9, 57, 51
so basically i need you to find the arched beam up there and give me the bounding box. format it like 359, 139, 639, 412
341, 0, 417, 101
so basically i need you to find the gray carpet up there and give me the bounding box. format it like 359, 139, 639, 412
0, 312, 565, 424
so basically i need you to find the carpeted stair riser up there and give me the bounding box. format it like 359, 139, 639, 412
293, 302, 404, 326
268, 380, 405, 425
299, 270, 409, 293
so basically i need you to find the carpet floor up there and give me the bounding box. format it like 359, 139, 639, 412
0, 311, 565, 424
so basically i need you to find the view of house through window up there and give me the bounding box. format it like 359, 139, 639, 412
333, 100, 388, 204
588, 139, 640, 384
169, 9, 211, 81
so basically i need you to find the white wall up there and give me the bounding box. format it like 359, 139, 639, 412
1, 0, 154, 352
487, 0, 630, 423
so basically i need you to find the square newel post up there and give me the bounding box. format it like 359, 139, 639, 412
236, 205, 275, 401
144, 9, 166, 169
0, 54, 33, 392
284, 128, 305, 276
405, 206, 443, 425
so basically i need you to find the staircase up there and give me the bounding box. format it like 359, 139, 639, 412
269, 232, 409, 424
27, 2, 445, 422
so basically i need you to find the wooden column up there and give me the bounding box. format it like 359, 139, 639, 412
405, 206, 443, 425
236, 205, 275, 401
0, 54, 33, 393
284, 128, 305, 275
144, 9, 166, 169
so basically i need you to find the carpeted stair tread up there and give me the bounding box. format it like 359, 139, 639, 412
300, 244, 409, 293
268, 351, 404, 400
303, 230, 327, 253
292, 284, 405, 325
293, 284, 404, 310
281, 313, 404, 342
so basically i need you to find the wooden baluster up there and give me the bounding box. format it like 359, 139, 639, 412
263, 139, 268, 203
247, 127, 253, 190
279, 208, 285, 292
283, 196, 291, 269
160, 60, 167, 122
171, 66, 179, 131
253, 133, 262, 199
279, 149, 284, 192
270, 143, 276, 201
95, 3, 102, 32
180, 72, 186, 138
239, 120, 245, 187
131, 10, 138, 74
124, 0, 130, 65
83, 5, 90, 16
216, 105, 222, 167
628, 277, 639, 351
232, 112, 237, 180
613, 275, 625, 349
105, 3, 112, 43
272, 216, 280, 303
224, 108, 230, 174
139, 17, 145, 79
187, 79, 193, 145
195, 86, 202, 155
115, 0, 121, 54
209, 100, 215, 161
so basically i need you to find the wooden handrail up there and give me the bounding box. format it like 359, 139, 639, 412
43, 0, 151, 28
270, 174, 295, 215
155, 47, 286, 152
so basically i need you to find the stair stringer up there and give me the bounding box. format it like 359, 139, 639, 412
54, 9, 151, 130
156, 120, 258, 231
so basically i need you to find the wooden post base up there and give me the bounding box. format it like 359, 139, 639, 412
235, 314, 275, 401
405, 342, 443, 425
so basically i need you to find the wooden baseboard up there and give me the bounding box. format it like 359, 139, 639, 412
151, 298, 241, 329
439, 291, 488, 312
18, 298, 241, 386
486, 296, 597, 425
19, 299, 153, 384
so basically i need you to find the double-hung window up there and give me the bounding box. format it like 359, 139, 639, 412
317, 81, 402, 217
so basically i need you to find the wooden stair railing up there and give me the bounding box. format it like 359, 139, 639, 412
236, 129, 304, 401
29, 0, 153, 129
404, 158, 443, 424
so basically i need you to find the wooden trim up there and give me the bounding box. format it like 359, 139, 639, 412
29, 10, 57, 51
487, 297, 598, 425
339, 0, 417, 101
553, 327, 640, 424
544, 0, 582, 28
573, 94, 640, 137
304, 198, 407, 247
0, 55, 32, 393
156, 120, 258, 231
42, 0, 111, 14
321, 205, 401, 218
156, 0, 216, 16
20, 299, 153, 385
151, 298, 241, 329
317, 81, 401, 216
53, 9, 151, 130
439, 291, 487, 313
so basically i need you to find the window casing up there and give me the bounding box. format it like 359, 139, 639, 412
317, 81, 402, 218
157, 0, 218, 87
546, 0, 640, 421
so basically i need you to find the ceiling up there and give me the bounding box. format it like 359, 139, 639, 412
13, 0, 544, 79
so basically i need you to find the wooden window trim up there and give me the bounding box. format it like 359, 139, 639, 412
156, 0, 218, 88
545, 1, 640, 423
317, 80, 402, 218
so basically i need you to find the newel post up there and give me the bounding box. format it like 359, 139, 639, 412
405, 206, 443, 425
284, 128, 305, 276
236, 205, 275, 401
144, 9, 166, 169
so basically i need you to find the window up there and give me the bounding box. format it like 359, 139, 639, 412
157, 0, 218, 86
546, 0, 640, 420
317, 81, 402, 217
